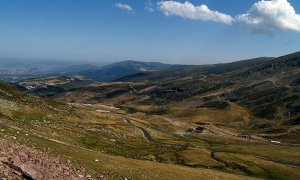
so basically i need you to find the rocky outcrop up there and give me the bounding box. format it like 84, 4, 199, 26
0, 137, 88, 180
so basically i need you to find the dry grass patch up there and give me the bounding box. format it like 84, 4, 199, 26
181, 147, 224, 168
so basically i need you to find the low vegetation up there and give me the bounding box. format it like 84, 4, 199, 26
0, 51, 299, 179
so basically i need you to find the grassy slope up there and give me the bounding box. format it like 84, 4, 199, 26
0, 128, 249, 180
2, 52, 300, 179
0, 82, 255, 179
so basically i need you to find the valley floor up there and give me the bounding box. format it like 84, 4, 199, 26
1, 72, 300, 179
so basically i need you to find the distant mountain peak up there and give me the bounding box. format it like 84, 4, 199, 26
77, 60, 183, 82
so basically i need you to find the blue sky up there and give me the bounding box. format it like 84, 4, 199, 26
0, 0, 299, 64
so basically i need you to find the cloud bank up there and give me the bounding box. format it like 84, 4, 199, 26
236, 0, 300, 33
158, 1, 234, 25
157, 0, 300, 34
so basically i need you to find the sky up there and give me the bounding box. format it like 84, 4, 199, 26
0, 0, 300, 65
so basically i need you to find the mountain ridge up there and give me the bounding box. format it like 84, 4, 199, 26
116, 57, 274, 82
77, 60, 185, 82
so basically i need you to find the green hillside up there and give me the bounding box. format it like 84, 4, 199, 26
1, 51, 300, 179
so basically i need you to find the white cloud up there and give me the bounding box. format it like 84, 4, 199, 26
145, 0, 154, 12
236, 0, 300, 34
115, 2, 134, 12
157, 1, 234, 25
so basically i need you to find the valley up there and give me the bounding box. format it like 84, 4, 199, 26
2, 0, 300, 179
0, 51, 300, 179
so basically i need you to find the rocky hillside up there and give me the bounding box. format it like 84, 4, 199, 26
0, 82, 92, 179
129, 51, 300, 142
51, 51, 300, 144
0, 81, 256, 180
2, 51, 300, 179
0, 137, 87, 180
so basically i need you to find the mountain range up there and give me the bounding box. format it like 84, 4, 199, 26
76, 60, 184, 82
0, 51, 300, 179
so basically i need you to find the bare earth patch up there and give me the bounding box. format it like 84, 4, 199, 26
0, 137, 88, 180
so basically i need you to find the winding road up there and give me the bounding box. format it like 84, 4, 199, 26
123, 118, 161, 144
123, 117, 185, 147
